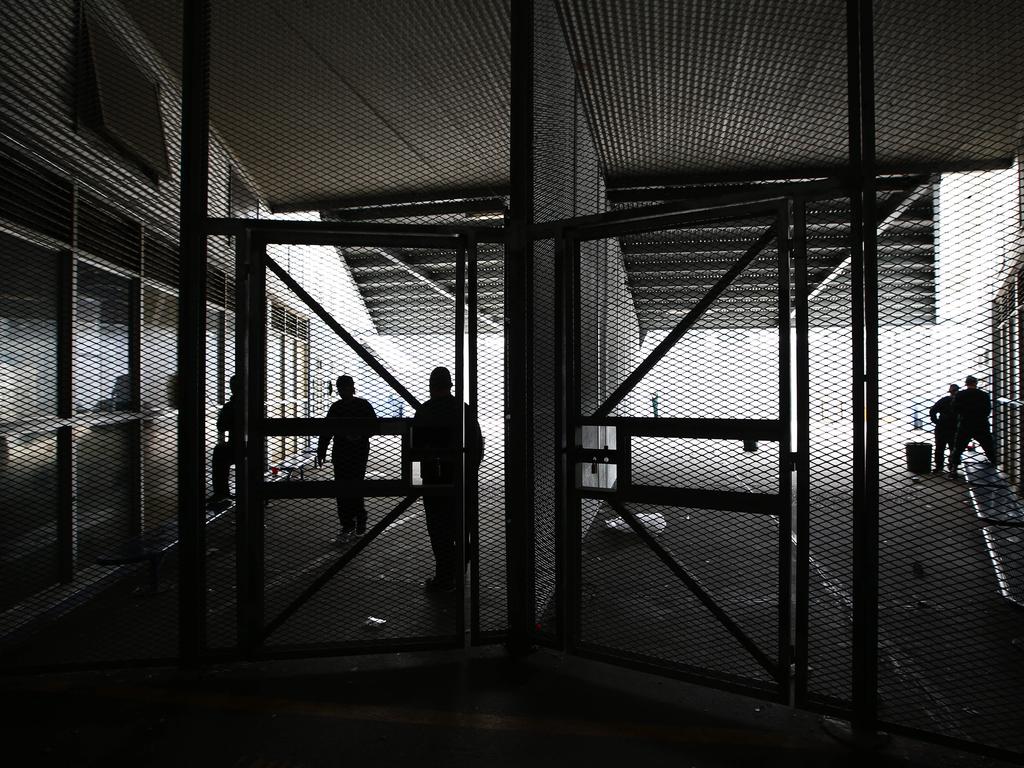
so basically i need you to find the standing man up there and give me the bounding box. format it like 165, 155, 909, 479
209, 374, 242, 507
949, 375, 996, 475
412, 366, 483, 593
318, 375, 377, 543
928, 383, 959, 473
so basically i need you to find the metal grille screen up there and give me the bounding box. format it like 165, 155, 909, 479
871, 0, 1024, 752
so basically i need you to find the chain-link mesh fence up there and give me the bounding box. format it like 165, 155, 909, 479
871, 2, 1024, 751
4, 0, 1024, 759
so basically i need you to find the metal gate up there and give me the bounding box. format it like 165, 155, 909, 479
557, 199, 796, 699
229, 224, 504, 656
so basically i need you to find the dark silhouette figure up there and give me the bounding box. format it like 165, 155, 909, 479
949, 375, 996, 474
317, 375, 377, 543
210, 374, 242, 505
929, 383, 959, 472
95, 373, 133, 411
412, 366, 483, 593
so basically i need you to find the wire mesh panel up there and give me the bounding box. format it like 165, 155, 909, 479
530, 0, 609, 643
870, 0, 1024, 754
581, 503, 780, 689
0, 235, 63, 650
570, 211, 789, 698
0, 162, 186, 669
474, 241, 507, 636
801, 197, 856, 710
255, 242, 465, 650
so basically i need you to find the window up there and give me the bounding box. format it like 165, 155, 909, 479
0, 235, 61, 611
77, 2, 169, 180
73, 262, 137, 565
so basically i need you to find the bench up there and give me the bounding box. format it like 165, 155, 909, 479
96, 448, 316, 593
269, 449, 318, 482
95, 502, 233, 594
961, 454, 1024, 614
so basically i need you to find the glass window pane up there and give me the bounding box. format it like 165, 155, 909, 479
73, 262, 136, 566
0, 235, 60, 611
141, 285, 177, 531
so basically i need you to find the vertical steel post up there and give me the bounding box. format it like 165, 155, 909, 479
793, 199, 811, 705
246, 237, 267, 652
234, 230, 251, 655
775, 203, 793, 699
455, 241, 467, 642
506, 0, 534, 656
177, 0, 211, 663
848, 0, 879, 736
553, 231, 566, 647
468, 234, 482, 643
129, 277, 143, 538
567, 236, 583, 651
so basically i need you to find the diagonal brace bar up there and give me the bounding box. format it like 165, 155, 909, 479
609, 499, 782, 681
593, 225, 776, 418
266, 255, 420, 409
262, 494, 420, 640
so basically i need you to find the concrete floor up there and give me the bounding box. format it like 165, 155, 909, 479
2, 430, 1022, 760
0, 647, 1011, 768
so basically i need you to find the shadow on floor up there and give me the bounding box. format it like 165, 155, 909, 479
0, 647, 1009, 768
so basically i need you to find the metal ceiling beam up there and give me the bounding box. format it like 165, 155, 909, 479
343, 245, 502, 331
804, 176, 934, 306
270, 186, 507, 215
607, 158, 1010, 192
608, 175, 930, 204
324, 198, 506, 221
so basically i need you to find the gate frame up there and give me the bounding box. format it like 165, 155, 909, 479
215, 220, 507, 659
553, 197, 797, 701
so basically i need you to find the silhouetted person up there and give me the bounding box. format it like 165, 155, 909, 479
929, 383, 959, 473
412, 366, 483, 593
96, 373, 132, 411
317, 375, 377, 543
210, 374, 242, 506
949, 375, 996, 474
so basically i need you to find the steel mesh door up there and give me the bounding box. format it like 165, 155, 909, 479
232, 226, 502, 656
563, 201, 793, 698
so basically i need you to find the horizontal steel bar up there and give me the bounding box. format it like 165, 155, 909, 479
267, 185, 506, 213
575, 418, 784, 441
568, 202, 783, 243
259, 231, 461, 249
263, 480, 453, 499
606, 157, 1012, 190
263, 417, 408, 436
326, 198, 506, 220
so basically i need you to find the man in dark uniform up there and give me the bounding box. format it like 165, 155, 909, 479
412, 366, 483, 592
317, 375, 378, 543
928, 383, 959, 473
949, 375, 996, 474
209, 374, 242, 506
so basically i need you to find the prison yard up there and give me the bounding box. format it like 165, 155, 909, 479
3, 0, 1024, 765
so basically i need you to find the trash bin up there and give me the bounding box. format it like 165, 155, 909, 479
905, 442, 931, 473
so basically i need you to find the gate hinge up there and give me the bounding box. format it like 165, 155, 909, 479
789, 451, 799, 471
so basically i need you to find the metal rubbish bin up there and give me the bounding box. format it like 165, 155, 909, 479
905, 442, 932, 473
